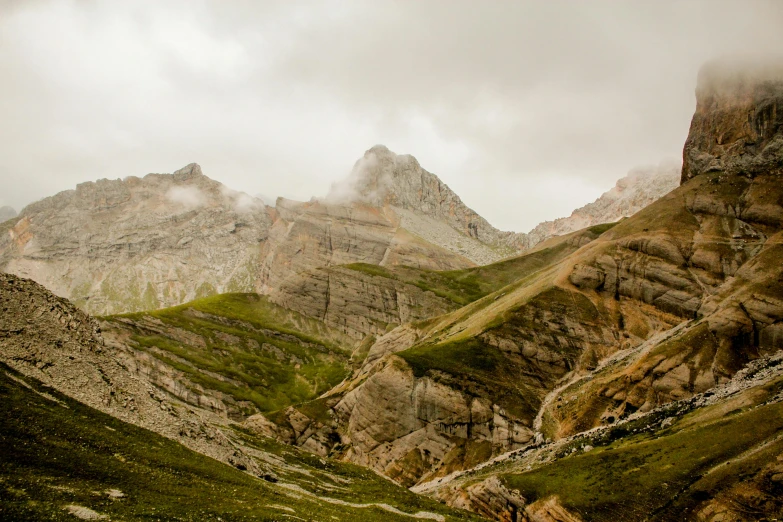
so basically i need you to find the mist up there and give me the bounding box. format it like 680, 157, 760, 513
1, 1, 782, 231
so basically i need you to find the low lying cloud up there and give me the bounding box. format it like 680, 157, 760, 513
324, 150, 390, 205
220, 185, 264, 213
622, 159, 682, 185
165, 185, 207, 208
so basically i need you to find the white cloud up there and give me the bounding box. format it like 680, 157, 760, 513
1, 1, 782, 230
220, 184, 264, 213
324, 151, 382, 205
165, 185, 207, 208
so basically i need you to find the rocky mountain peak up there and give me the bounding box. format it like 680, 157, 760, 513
327, 144, 423, 206
172, 162, 206, 181
1, 164, 270, 314
0, 206, 16, 222
681, 56, 783, 183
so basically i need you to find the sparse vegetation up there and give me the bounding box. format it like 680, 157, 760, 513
344, 228, 600, 306
103, 293, 353, 415
0, 364, 484, 521
500, 380, 783, 521
399, 338, 539, 420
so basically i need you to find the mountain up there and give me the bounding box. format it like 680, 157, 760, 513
325, 145, 524, 263
0, 272, 484, 522
262, 150, 679, 343
522, 162, 680, 249
0, 141, 678, 320
247, 58, 783, 522
0, 206, 15, 222
0, 164, 271, 314
2, 58, 782, 521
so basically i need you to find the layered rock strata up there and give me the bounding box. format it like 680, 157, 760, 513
0, 164, 271, 315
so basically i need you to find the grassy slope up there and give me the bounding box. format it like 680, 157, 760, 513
103, 293, 353, 415
393, 177, 740, 430
385, 227, 619, 417
0, 364, 485, 522
344, 224, 614, 307
268, 227, 612, 430
499, 377, 783, 521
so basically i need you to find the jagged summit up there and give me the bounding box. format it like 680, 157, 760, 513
682, 55, 783, 183
319, 144, 525, 264
171, 162, 205, 181
327, 144, 438, 208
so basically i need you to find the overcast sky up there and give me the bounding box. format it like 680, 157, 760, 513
1, 1, 782, 231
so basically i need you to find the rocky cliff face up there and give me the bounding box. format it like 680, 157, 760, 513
258, 196, 475, 295
0, 164, 271, 315
269, 265, 456, 341
424, 352, 783, 522
682, 57, 783, 183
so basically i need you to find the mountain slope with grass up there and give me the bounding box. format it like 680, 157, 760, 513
0, 363, 486, 522
250, 60, 783, 508
101, 293, 355, 420
0, 273, 484, 522
422, 353, 783, 521
268, 225, 607, 342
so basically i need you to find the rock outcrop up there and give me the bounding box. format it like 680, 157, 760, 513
424, 352, 783, 522
682, 56, 783, 183
258, 196, 475, 295
269, 265, 456, 341
0, 164, 271, 315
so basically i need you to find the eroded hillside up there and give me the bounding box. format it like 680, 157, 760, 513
248, 59, 783, 512
0, 273, 484, 522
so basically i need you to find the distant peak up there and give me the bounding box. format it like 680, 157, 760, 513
172, 163, 204, 180
0, 206, 17, 222
325, 145, 429, 205
366, 144, 393, 155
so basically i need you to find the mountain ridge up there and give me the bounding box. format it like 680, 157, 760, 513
1, 145, 678, 316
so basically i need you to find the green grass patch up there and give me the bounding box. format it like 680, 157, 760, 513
0, 364, 484, 521
399, 338, 539, 420
501, 397, 783, 521
588, 221, 619, 235
104, 293, 353, 416
343, 233, 588, 308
